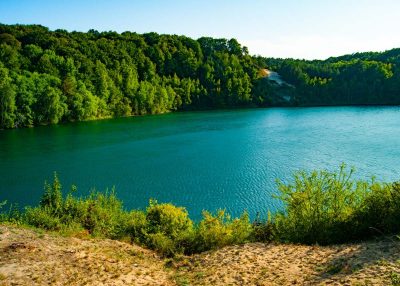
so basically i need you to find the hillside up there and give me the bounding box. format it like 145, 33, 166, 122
264, 49, 400, 106
0, 24, 262, 129
0, 225, 173, 285
2, 24, 400, 129
1, 225, 400, 286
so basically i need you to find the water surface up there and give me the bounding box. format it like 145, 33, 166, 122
1, 107, 400, 219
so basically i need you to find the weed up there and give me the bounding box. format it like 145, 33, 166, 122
391, 271, 400, 286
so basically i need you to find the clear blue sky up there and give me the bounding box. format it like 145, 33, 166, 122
1, 0, 400, 59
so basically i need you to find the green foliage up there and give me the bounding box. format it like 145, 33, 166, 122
3, 23, 400, 129
24, 174, 128, 238
144, 200, 194, 256
0, 200, 6, 210
273, 164, 400, 244
252, 212, 276, 242
0, 201, 8, 222
40, 172, 63, 211
79, 190, 127, 238
193, 210, 252, 253
4, 175, 251, 256
0, 203, 22, 225
0, 64, 16, 128
125, 210, 147, 243
274, 164, 366, 244
391, 271, 400, 286
146, 200, 193, 239
25, 206, 62, 230
269, 52, 400, 106
0, 24, 260, 129
146, 232, 176, 257
353, 181, 400, 237
4, 165, 400, 255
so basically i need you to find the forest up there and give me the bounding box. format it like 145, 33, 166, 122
264, 49, 400, 106
1, 23, 400, 129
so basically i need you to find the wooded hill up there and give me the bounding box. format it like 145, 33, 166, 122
1, 24, 400, 129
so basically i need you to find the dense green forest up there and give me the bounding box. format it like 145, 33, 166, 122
1, 23, 400, 129
264, 49, 400, 106
0, 24, 265, 129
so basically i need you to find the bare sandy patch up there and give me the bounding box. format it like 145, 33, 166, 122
1, 225, 400, 286
177, 241, 400, 285
0, 226, 174, 286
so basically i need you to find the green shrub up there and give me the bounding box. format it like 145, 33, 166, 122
0, 201, 23, 224
24, 207, 62, 230
193, 209, 252, 253
79, 190, 126, 238
0, 200, 6, 210
40, 172, 63, 213
274, 164, 369, 244
272, 164, 400, 245
125, 210, 147, 244
3, 175, 257, 255
146, 200, 193, 238
146, 232, 176, 257
353, 181, 400, 237
252, 212, 276, 242
0, 201, 6, 222
7, 165, 400, 255
145, 200, 194, 256
60, 192, 88, 224
20, 174, 129, 239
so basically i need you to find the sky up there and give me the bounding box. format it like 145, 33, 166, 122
1, 0, 400, 60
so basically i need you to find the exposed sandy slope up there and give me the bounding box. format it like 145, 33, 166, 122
0, 226, 174, 286
261, 69, 291, 86
1, 225, 400, 286
178, 242, 400, 285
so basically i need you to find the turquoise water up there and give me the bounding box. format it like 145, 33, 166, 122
1, 107, 400, 219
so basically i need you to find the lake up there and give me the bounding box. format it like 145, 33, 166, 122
1, 107, 400, 220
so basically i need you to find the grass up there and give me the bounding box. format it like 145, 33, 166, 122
173, 270, 192, 286
391, 271, 400, 286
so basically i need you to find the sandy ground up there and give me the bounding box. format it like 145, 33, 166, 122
0, 226, 174, 286
177, 242, 400, 285
1, 225, 400, 286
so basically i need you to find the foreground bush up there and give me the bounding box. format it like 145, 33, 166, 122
1, 174, 251, 256
23, 174, 129, 238
2, 165, 400, 254
274, 164, 366, 244
353, 181, 400, 238
274, 164, 400, 244
193, 210, 252, 253
145, 200, 195, 256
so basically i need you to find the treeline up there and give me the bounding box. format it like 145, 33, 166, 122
2, 165, 400, 256
265, 49, 400, 106
0, 24, 267, 129
2, 23, 400, 129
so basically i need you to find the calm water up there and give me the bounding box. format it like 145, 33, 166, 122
1, 107, 400, 219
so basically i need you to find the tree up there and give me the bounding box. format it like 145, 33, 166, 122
0, 65, 16, 128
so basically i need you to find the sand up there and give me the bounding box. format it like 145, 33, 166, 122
1, 225, 400, 285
